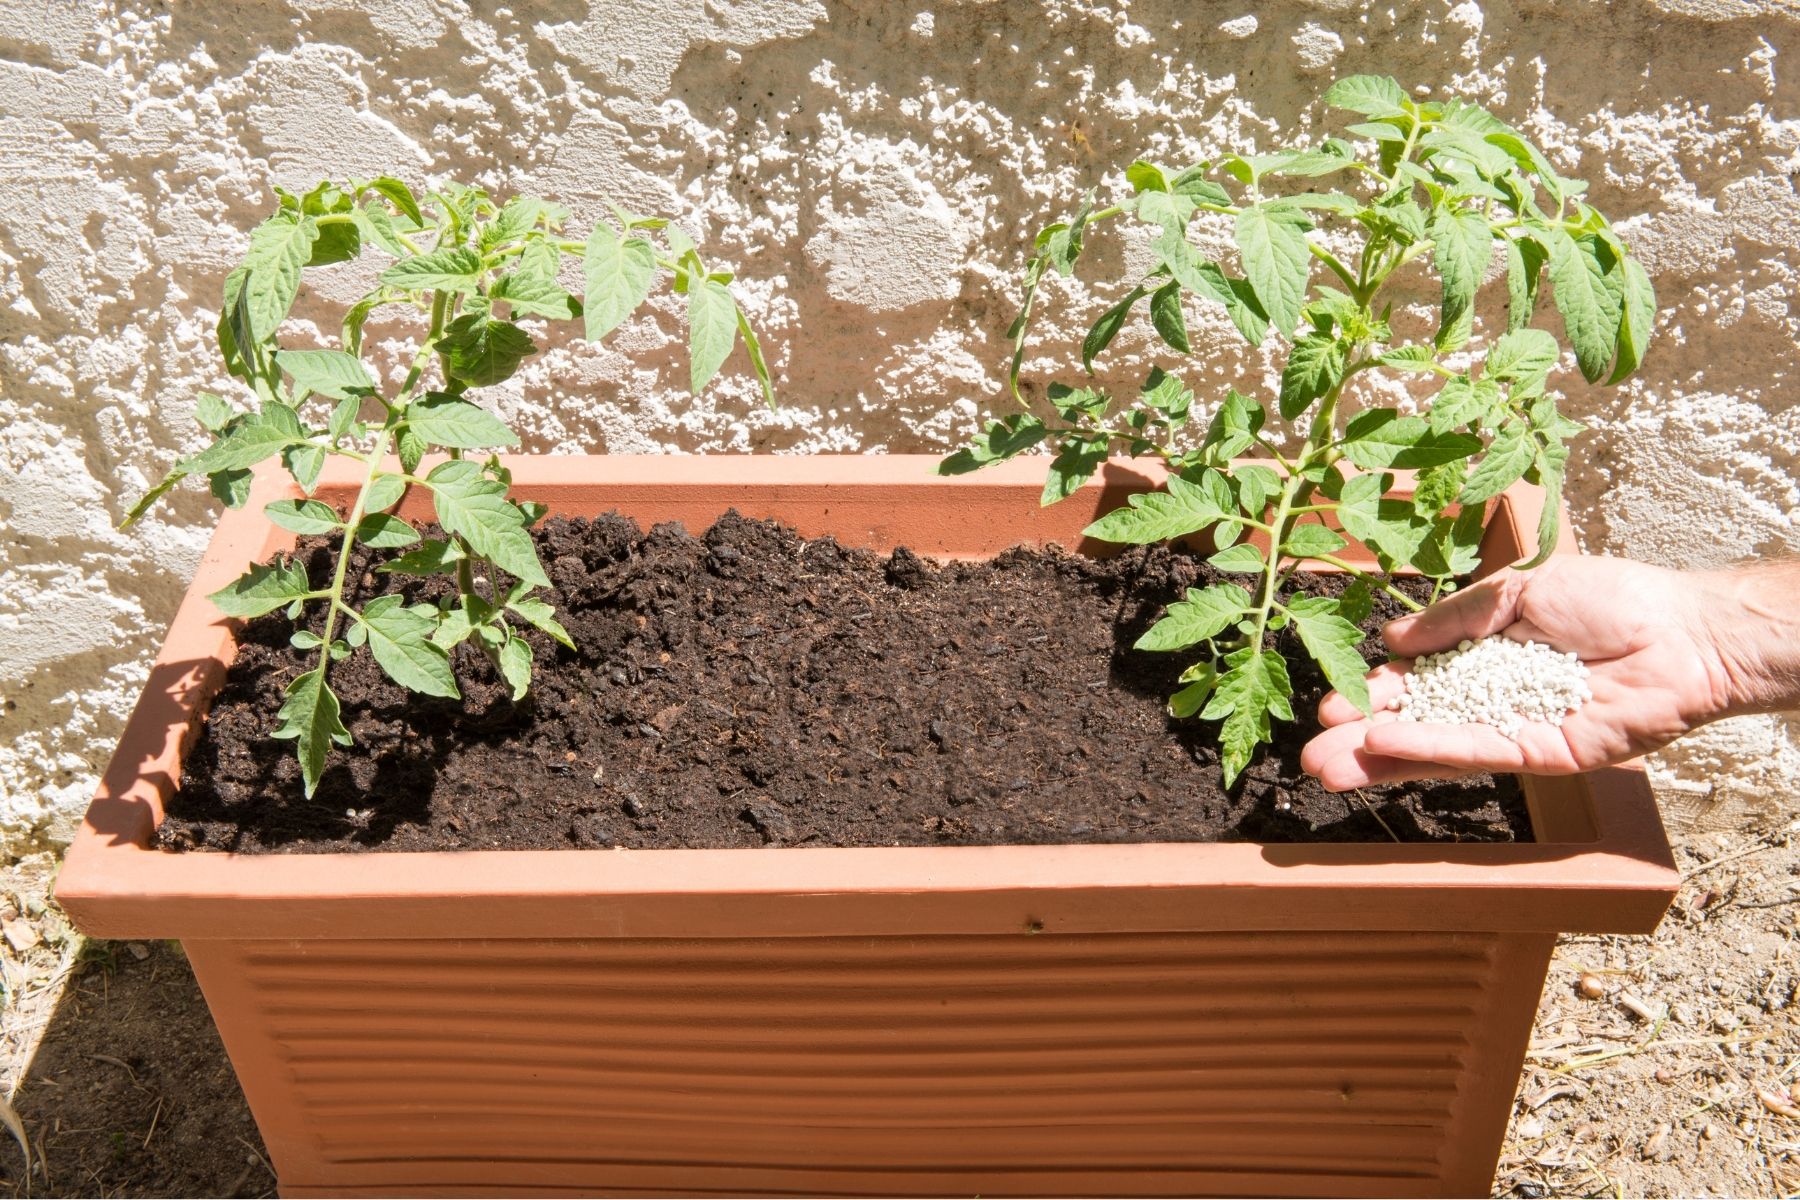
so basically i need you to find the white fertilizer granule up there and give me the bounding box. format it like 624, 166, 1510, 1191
1390, 636, 1593, 739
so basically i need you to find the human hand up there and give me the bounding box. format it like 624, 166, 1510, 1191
1300, 556, 1739, 791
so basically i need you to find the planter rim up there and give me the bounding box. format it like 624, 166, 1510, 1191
59, 454, 1677, 940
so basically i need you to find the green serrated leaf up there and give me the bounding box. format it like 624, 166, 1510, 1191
194, 392, 233, 431
359, 594, 459, 698
1168, 671, 1219, 719
1277, 332, 1348, 420
272, 667, 352, 798
1485, 327, 1560, 393
426, 459, 549, 587
1324, 74, 1409, 117
1546, 228, 1623, 383
364, 472, 407, 514
1135, 189, 1197, 232
1458, 419, 1535, 504
687, 277, 737, 394
1233, 204, 1312, 338
210, 468, 254, 509
583, 223, 658, 341
265, 498, 341, 535
366, 176, 422, 223
1203, 649, 1293, 787
437, 313, 536, 387
1427, 375, 1500, 433
1341, 409, 1481, 470
1282, 523, 1348, 559
209, 557, 315, 618
506, 594, 577, 650
1154, 230, 1269, 346
327, 396, 361, 441
1084, 470, 1233, 545
379, 537, 465, 576
1139, 367, 1192, 425
1522, 457, 1564, 569
1413, 459, 1469, 517
1337, 578, 1374, 624
181, 407, 304, 476
1081, 285, 1146, 371
1208, 542, 1265, 573
283, 443, 326, 494
498, 634, 533, 700
355, 512, 419, 548
275, 349, 377, 400
1148, 280, 1190, 353
1505, 234, 1549, 332
1431, 206, 1492, 351
1125, 160, 1168, 193
1170, 168, 1230, 207
1289, 603, 1372, 716
1042, 436, 1109, 507
1604, 254, 1656, 385
405, 393, 520, 449
1346, 120, 1409, 143
240, 213, 320, 342
1378, 344, 1437, 371
1201, 388, 1265, 467
936, 414, 1050, 475
380, 247, 484, 293
396, 425, 427, 474
350, 203, 408, 257
492, 270, 580, 320
1135, 583, 1252, 652
1233, 464, 1280, 518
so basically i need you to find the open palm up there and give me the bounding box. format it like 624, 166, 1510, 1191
1301, 556, 1729, 791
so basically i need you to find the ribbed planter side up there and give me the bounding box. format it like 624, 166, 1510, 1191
193, 930, 1555, 1198
61, 456, 1678, 1198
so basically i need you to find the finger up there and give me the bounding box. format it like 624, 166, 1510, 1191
1301, 718, 1483, 791
1363, 720, 1529, 771
1318, 661, 1411, 727
1383, 571, 1525, 658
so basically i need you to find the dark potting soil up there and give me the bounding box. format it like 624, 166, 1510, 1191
159, 512, 1530, 854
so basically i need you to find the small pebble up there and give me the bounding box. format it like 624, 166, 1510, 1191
1577, 972, 1605, 1000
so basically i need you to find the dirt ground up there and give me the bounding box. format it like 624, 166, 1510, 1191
0, 813, 1794, 1199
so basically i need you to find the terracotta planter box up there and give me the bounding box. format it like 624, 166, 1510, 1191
60, 455, 1677, 1198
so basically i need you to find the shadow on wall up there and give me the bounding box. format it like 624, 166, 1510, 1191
2, 941, 266, 1199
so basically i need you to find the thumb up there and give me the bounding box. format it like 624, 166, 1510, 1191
1383, 570, 1527, 658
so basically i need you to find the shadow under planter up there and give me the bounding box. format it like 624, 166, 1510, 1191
58, 455, 1678, 1198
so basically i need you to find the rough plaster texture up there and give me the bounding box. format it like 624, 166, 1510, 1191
1, 1, 1797, 850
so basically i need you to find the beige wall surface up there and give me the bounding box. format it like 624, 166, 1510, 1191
0, 0, 1795, 848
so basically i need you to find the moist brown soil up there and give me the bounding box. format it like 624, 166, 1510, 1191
158, 512, 1527, 853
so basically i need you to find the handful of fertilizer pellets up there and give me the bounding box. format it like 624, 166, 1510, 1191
1389, 636, 1593, 739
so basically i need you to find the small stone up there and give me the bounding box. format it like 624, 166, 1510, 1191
1577, 972, 1606, 999
2, 918, 38, 953
125, 942, 150, 961
621, 795, 647, 818
591, 763, 605, 786
1655, 1067, 1675, 1085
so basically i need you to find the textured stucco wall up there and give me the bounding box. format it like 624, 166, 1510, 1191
1, 0, 1797, 849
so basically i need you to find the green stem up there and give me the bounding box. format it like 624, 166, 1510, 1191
315, 426, 393, 661
1309, 242, 1360, 292
1310, 555, 1426, 612
1248, 471, 1306, 653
